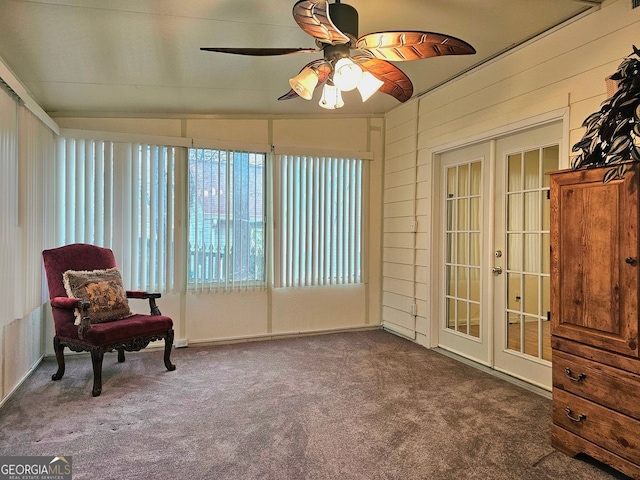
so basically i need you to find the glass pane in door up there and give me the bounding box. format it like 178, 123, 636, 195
504, 145, 558, 361
445, 161, 482, 338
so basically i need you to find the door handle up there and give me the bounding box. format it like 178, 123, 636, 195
492, 266, 503, 275
625, 257, 636, 266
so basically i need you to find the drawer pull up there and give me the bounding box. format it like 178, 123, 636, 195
565, 407, 587, 423
564, 368, 586, 383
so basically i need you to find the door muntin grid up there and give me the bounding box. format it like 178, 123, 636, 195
445, 161, 482, 339
505, 144, 558, 362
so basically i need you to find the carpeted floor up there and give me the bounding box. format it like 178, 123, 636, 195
0, 330, 631, 479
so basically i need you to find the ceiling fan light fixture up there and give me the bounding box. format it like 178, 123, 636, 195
319, 83, 344, 109
357, 71, 384, 102
203, 1, 476, 109
332, 57, 362, 92
289, 66, 320, 100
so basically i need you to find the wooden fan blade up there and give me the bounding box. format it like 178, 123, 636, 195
293, 0, 350, 45
278, 60, 332, 101
353, 56, 413, 102
278, 90, 302, 101
356, 31, 476, 61
200, 47, 316, 56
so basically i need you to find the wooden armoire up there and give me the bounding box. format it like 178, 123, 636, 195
550, 165, 640, 479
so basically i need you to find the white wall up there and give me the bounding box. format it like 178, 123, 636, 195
382, 0, 640, 347
3, 309, 45, 396
53, 114, 384, 346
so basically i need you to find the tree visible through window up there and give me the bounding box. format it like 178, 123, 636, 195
188, 148, 265, 288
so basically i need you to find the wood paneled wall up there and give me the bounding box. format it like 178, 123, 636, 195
382, 0, 640, 346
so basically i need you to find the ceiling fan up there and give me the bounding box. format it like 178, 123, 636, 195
201, 0, 476, 109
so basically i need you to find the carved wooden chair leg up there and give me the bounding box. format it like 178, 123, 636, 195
117, 348, 125, 363
51, 336, 66, 381
91, 349, 104, 397
164, 329, 176, 371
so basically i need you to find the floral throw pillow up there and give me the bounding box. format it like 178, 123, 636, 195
63, 267, 133, 325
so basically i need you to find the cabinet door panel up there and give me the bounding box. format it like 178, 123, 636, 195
550, 166, 639, 357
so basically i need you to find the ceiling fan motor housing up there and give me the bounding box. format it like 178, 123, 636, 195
323, 1, 358, 63
329, 1, 358, 41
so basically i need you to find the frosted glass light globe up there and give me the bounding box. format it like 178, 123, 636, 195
357, 72, 384, 102
333, 58, 362, 92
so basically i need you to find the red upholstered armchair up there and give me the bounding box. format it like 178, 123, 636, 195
42, 243, 175, 396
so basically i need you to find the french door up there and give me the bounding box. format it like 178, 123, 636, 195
437, 121, 562, 389
438, 142, 492, 365
492, 123, 561, 388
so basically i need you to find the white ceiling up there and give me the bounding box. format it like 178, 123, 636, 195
0, 0, 595, 116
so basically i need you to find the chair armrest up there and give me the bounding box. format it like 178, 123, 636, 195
50, 297, 92, 340
126, 290, 161, 300
126, 291, 162, 316
51, 296, 87, 309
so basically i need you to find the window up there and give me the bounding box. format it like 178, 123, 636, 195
56, 138, 176, 292
188, 148, 266, 289
56, 137, 362, 293
277, 154, 363, 287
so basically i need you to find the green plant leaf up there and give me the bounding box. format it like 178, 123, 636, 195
608, 136, 631, 155
602, 164, 630, 184
582, 111, 602, 128
603, 166, 619, 184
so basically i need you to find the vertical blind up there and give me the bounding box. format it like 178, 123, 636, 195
278, 154, 363, 287
0, 86, 19, 321
54, 140, 365, 292
56, 138, 176, 292
0, 86, 55, 325
18, 107, 56, 313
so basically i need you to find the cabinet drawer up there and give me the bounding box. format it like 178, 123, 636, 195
553, 350, 640, 420
553, 389, 640, 464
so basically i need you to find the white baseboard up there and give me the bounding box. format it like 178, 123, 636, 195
174, 338, 188, 348
188, 324, 381, 347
